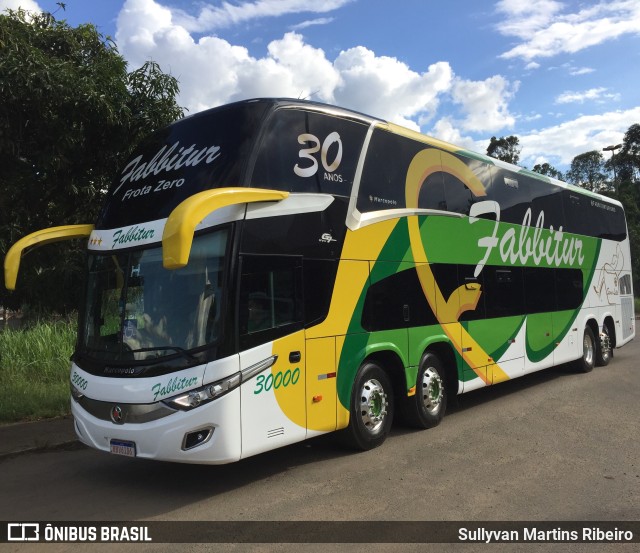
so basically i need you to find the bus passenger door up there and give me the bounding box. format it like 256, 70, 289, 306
238, 255, 307, 459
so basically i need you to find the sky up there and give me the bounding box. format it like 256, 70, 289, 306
3, 0, 640, 171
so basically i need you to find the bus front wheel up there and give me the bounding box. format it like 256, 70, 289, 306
400, 352, 447, 429
343, 361, 394, 451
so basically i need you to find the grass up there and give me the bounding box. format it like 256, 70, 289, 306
0, 319, 76, 423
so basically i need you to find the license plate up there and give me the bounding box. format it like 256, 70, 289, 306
110, 439, 136, 457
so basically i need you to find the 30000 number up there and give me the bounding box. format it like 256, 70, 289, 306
254, 368, 300, 395
71, 372, 88, 390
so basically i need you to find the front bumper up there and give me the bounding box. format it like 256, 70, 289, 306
71, 388, 242, 464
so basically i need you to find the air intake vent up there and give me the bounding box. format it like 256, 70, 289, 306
267, 427, 284, 438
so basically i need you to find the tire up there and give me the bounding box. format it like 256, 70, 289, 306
343, 361, 394, 451
400, 352, 447, 429
575, 326, 596, 373
595, 322, 613, 367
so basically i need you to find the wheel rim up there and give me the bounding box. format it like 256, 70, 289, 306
421, 367, 443, 415
583, 332, 594, 366
359, 378, 388, 435
601, 327, 611, 362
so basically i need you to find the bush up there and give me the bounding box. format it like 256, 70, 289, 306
0, 318, 76, 422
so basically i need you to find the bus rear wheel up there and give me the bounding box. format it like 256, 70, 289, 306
595, 322, 612, 367
343, 361, 394, 451
575, 326, 596, 373
400, 352, 447, 429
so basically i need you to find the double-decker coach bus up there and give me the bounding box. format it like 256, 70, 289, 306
5, 98, 635, 463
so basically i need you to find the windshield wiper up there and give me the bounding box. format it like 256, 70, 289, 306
130, 345, 199, 362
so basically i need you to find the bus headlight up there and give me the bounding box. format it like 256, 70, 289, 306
163, 372, 241, 411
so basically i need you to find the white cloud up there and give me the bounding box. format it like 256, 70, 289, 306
449, 75, 519, 133
522, 113, 542, 122
0, 0, 41, 13
333, 47, 453, 128
555, 87, 621, 104
497, 0, 640, 62
116, 0, 455, 126
430, 118, 484, 152
495, 0, 562, 39
290, 17, 334, 31
519, 107, 640, 166
569, 66, 595, 76
172, 0, 353, 33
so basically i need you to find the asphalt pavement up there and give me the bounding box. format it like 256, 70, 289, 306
0, 415, 78, 459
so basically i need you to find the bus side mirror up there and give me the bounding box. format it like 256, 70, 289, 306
4, 224, 94, 290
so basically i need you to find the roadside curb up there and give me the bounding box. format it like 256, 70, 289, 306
0, 415, 79, 460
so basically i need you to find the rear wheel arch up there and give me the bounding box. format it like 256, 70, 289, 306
596, 316, 615, 366
365, 349, 407, 407
602, 316, 616, 348
423, 341, 459, 399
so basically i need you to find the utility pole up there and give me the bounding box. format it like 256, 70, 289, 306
603, 143, 622, 194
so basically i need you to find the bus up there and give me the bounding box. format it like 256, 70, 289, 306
5, 98, 635, 463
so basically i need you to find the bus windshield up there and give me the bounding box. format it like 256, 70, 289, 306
79, 229, 228, 363
96, 101, 270, 229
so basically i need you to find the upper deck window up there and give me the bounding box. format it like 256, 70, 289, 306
357, 129, 485, 215
250, 108, 370, 197
97, 102, 271, 229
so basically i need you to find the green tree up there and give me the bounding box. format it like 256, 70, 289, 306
532, 162, 564, 181
617, 180, 640, 295
615, 124, 640, 294
0, 8, 184, 314
486, 135, 521, 165
617, 123, 640, 183
566, 150, 609, 192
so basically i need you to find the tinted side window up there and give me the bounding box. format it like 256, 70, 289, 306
303, 259, 338, 326
524, 267, 556, 314
483, 266, 525, 318
530, 183, 564, 232
487, 169, 532, 225
362, 268, 437, 331
358, 129, 418, 212
239, 255, 303, 349
562, 190, 590, 236
443, 172, 475, 215
561, 190, 627, 241
418, 171, 446, 210
555, 268, 584, 310
444, 156, 490, 216
98, 102, 270, 229
251, 108, 369, 197
601, 202, 627, 241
